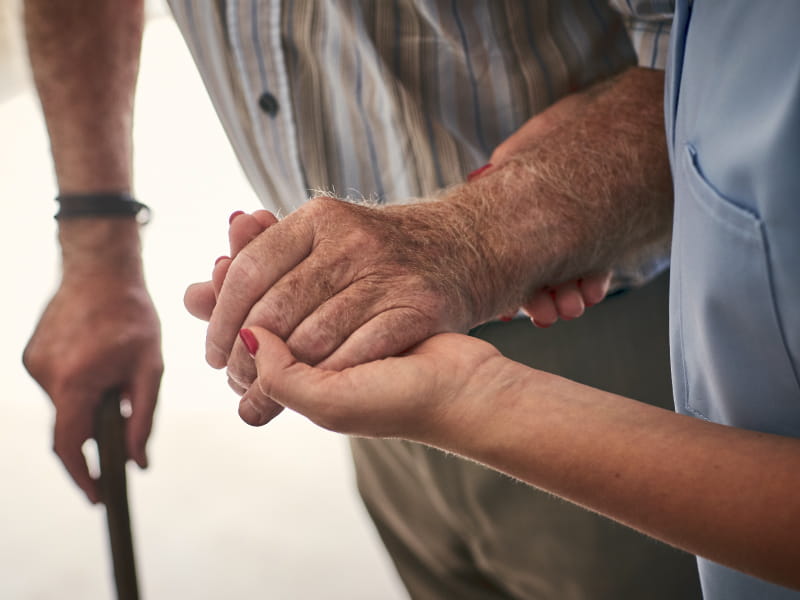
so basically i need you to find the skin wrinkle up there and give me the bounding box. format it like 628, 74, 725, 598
288, 281, 385, 363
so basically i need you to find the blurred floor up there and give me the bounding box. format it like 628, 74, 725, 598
0, 8, 407, 600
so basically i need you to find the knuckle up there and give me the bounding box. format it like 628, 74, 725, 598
306, 194, 341, 213
249, 392, 272, 415
227, 250, 264, 293
287, 325, 336, 366
251, 293, 295, 338
21, 346, 40, 378
51, 433, 67, 459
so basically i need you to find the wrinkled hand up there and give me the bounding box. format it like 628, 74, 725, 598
188, 209, 601, 427
23, 273, 162, 504
207, 198, 479, 364
241, 325, 503, 441
189, 201, 487, 425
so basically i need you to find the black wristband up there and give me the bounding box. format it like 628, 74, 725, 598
55, 192, 151, 224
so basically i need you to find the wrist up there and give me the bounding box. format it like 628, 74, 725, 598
59, 217, 144, 281
428, 355, 535, 455
385, 196, 503, 326
435, 182, 543, 322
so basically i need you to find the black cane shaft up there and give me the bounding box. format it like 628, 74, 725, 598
96, 390, 140, 600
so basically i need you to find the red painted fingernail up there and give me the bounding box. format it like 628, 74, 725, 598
500, 316, 513, 322
467, 163, 493, 182
239, 328, 259, 355
214, 255, 229, 266
229, 210, 245, 224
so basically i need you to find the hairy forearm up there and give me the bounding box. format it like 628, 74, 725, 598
24, 0, 145, 194
422, 67, 673, 321
432, 360, 800, 590
25, 0, 146, 272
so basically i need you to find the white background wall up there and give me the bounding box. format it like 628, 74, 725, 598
0, 3, 407, 598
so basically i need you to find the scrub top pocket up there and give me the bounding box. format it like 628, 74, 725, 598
670, 144, 800, 433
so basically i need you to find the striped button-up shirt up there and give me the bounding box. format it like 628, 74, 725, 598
168, 0, 673, 282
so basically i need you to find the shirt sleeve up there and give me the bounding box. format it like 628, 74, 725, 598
608, 0, 675, 70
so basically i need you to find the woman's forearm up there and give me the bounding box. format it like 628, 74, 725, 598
435, 357, 800, 590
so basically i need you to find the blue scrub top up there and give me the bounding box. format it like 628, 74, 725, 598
667, 1, 800, 597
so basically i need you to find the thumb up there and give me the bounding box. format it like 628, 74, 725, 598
240, 326, 336, 422
236, 326, 295, 426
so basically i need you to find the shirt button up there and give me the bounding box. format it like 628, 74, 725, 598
258, 92, 279, 117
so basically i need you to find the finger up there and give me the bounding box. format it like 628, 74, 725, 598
229, 210, 278, 256
53, 411, 99, 504
225, 250, 361, 377
227, 374, 248, 396
207, 217, 315, 368
521, 289, 559, 328
247, 326, 344, 422
276, 278, 385, 365
212, 256, 231, 299
552, 281, 585, 320
579, 272, 612, 307
184, 281, 217, 321
316, 307, 437, 370
237, 382, 285, 427
125, 359, 163, 469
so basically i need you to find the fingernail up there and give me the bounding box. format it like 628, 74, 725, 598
229, 210, 245, 224
467, 163, 493, 182
500, 316, 513, 322
531, 318, 552, 329
239, 328, 259, 355
214, 255, 229, 266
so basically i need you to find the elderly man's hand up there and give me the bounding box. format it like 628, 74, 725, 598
186, 206, 606, 427
23, 219, 162, 503
187, 199, 494, 427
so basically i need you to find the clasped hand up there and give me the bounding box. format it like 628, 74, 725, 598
185, 197, 609, 429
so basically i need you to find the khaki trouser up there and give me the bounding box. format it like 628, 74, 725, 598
351, 272, 702, 600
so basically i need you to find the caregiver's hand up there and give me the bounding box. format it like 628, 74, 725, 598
238, 325, 505, 441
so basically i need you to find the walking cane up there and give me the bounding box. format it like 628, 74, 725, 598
95, 389, 140, 600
